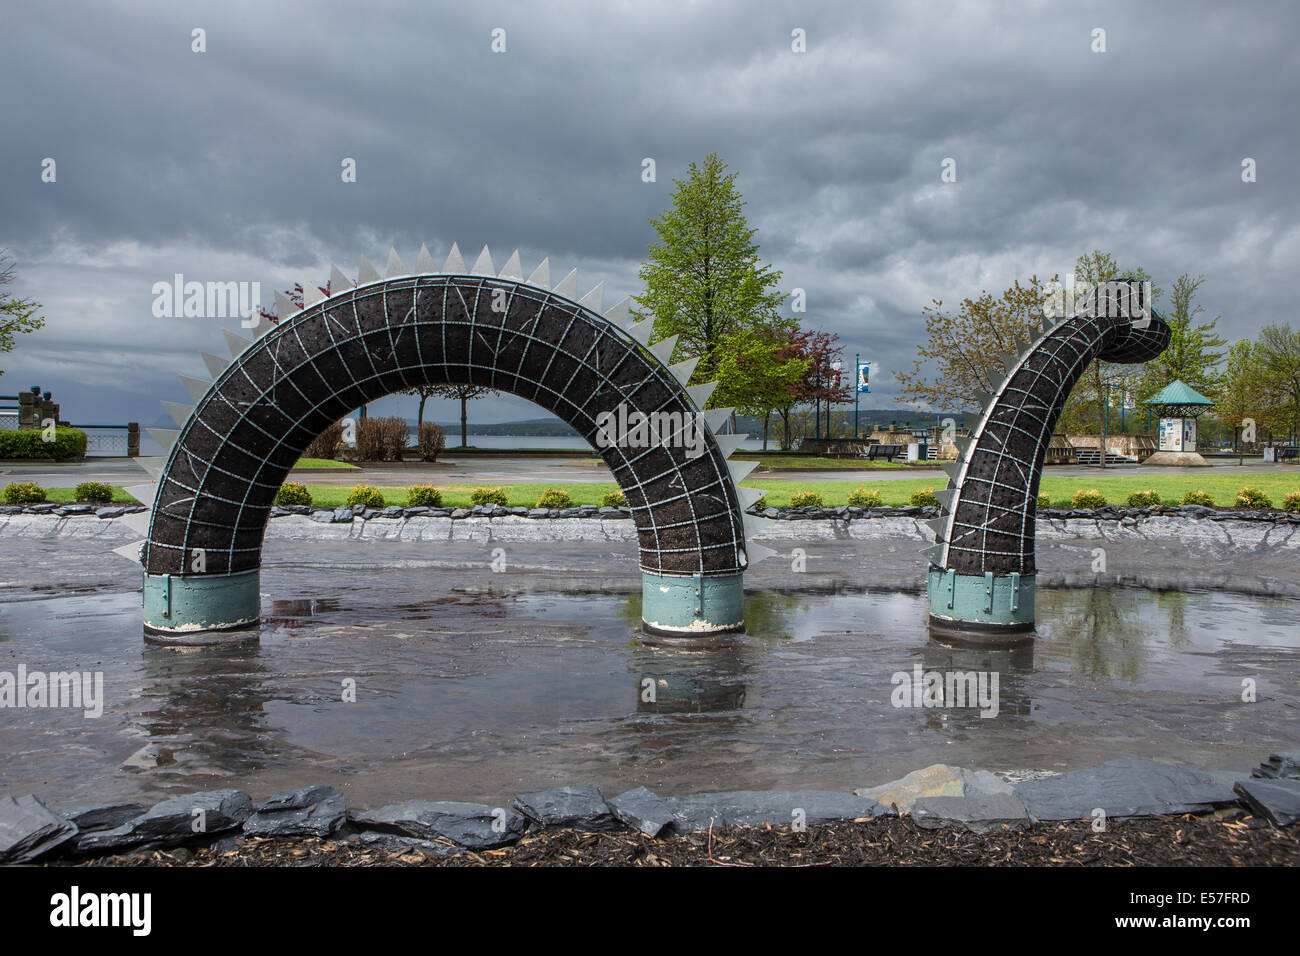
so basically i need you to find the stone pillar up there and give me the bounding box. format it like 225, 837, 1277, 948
640, 570, 744, 638
127, 422, 140, 457
17, 391, 37, 429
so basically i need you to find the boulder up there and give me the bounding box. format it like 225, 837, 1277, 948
911, 792, 1031, 833
59, 802, 147, 833
664, 790, 890, 832
511, 786, 619, 831
349, 800, 527, 849
1013, 759, 1237, 821
244, 786, 347, 838
853, 764, 1012, 812
607, 787, 676, 838
77, 789, 253, 852
1234, 778, 1300, 827
0, 794, 77, 862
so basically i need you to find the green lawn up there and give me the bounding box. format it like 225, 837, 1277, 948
291, 458, 358, 469
29, 470, 1300, 509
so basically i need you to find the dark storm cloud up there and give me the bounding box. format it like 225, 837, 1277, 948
1, 0, 1295, 426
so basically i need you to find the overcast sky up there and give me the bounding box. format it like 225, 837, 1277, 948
2, 0, 1295, 435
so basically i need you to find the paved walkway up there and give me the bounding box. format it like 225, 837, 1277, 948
3, 455, 1296, 488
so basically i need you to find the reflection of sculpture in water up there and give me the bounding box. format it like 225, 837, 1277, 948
916, 639, 1034, 721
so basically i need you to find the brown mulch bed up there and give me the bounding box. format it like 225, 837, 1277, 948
75, 810, 1300, 867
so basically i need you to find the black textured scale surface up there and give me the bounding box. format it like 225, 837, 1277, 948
945, 298, 1170, 577
145, 276, 746, 578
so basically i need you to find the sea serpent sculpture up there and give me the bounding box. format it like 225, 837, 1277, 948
113, 245, 773, 643
922, 281, 1170, 640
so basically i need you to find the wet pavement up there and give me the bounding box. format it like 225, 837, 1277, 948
1, 532, 1297, 812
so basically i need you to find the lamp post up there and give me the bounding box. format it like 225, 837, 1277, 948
830, 361, 842, 439
854, 353, 860, 438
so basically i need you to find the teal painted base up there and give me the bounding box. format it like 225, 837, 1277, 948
640, 570, 744, 638
926, 567, 1035, 644
142, 569, 261, 644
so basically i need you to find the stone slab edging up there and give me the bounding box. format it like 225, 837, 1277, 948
2, 753, 1296, 863
4, 506, 1300, 552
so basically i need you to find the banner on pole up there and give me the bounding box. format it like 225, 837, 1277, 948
857, 362, 870, 394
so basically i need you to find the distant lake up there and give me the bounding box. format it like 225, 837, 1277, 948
132, 430, 771, 458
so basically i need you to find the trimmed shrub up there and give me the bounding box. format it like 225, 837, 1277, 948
1236, 486, 1273, 509
1127, 489, 1161, 507
470, 486, 508, 506
909, 488, 939, 508
417, 422, 446, 462
1072, 488, 1107, 508
0, 427, 88, 460
276, 482, 312, 506
345, 485, 385, 507
1283, 492, 1300, 513
848, 487, 883, 508
355, 416, 409, 461
407, 484, 443, 507
751, 494, 768, 509
1181, 490, 1215, 506
601, 490, 627, 508
75, 481, 114, 503
304, 420, 345, 460
3, 482, 47, 504
536, 487, 574, 509
790, 490, 824, 508
1037, 493, 1051, 509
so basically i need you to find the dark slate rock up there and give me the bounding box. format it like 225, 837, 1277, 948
597, 506, 621, 517
762, 508, 780, 519
607, 787, 676, 838
402, 507, 430, 517
27, 502, 58, 513
451, 508, 471, 518
333, 507, 355, 523
96, 506, 129, 519
349, 832, 462, 856
557, 508, 581, 518
380, 506, 404, 519
285, 505, 312, 515
1252, 751, 1300, 780
427, 507, 453, 517
361, 508, 382, 519
0, 794, 78, 862
0, 504, 22, 515
527, 508, 549, 518
349, 801, 527, 849
58, 802, 147, 833
911, 792, 1030, 834
244, 785, 346, 838
270, 506, 290, 518
1014, 759, 1237, 821
1234, 778, 1300, 826
665, 790, 891, 832
55, 504, 95, 516
350, 504, 366, 516
511, 786, 619, 831
79, 789, 253, 852
509, 507, 530, 516
309, 509, 334, 523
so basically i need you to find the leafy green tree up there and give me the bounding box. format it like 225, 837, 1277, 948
632, 153, 786, 381
1139, 274, 1227, 400
1254, 323, 1300, 443
0, 251, 46, 379
710, 319, 810, 449
1219, 339, 1263, 460
897, 275, 1057, 411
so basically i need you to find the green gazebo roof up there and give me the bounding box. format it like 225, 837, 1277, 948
1142, 379, 1215, 408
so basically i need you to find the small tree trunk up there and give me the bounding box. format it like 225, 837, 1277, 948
460, 396, 469, 448
762, 413, 770, 451
417, 395, 427, 429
